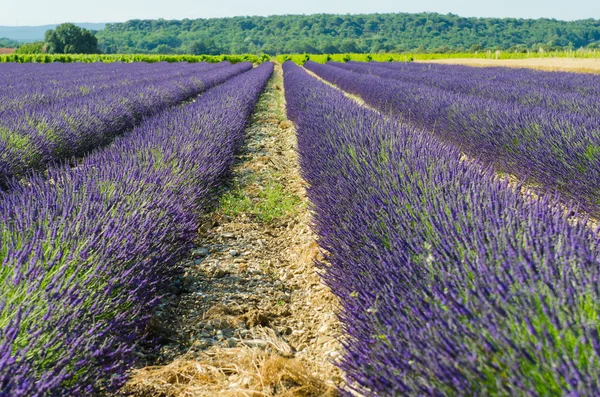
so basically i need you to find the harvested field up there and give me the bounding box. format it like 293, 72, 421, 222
420, 57, 600, 73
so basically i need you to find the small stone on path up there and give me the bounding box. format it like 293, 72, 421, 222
191, 248, 209, 257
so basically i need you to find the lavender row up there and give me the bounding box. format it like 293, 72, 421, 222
0, 62, 224, 113
0, 61, 249, 187
0, 62, 273, 396
305, 61, 600, 216
333, 61, 600, 118
284, 60, 600, 396
366, 60, 600, 98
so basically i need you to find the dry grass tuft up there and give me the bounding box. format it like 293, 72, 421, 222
259, 356, 336, 397
123, 346, 336, 397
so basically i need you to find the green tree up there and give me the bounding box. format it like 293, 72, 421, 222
0, 37, 19, 48
45, 23, 99, 54
187, 38, 221, 55
339, 39, 361, 53
16, 42, 45, 54
153, 44, 176, 54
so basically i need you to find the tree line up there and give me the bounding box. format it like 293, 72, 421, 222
11, 13, 600, 55
96, 13, 600, 55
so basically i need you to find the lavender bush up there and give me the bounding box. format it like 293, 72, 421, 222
305, 61, 600, 216
0, 62, 273, 396
284, 60, 600, 396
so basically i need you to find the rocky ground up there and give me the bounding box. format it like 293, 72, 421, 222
122, 63, 343, 396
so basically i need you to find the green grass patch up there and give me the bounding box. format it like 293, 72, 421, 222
0, 127, 32, 153
219, 181, 302, 224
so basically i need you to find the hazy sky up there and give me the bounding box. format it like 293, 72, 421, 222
0, 0, 598, 26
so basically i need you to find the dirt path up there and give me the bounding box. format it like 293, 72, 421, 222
419, 57, 600, 73
122, 63, 342, 396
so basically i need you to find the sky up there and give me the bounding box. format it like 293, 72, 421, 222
0, 0, 598, 26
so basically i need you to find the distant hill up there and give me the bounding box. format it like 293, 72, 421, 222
0, 23, 107, 42
96, 13, 600, 55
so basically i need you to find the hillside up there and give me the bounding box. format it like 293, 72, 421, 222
0, 23, 107, 42
96, 13, 600, 54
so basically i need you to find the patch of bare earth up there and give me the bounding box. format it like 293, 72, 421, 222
419, 57, 600, 73
121, 63, 342, 397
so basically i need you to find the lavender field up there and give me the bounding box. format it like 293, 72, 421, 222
286, 60, 600, 395
2, 57, 600, 396
0, 61, 253, 188
0, 61, 272, 395
305, 60, 600, 215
